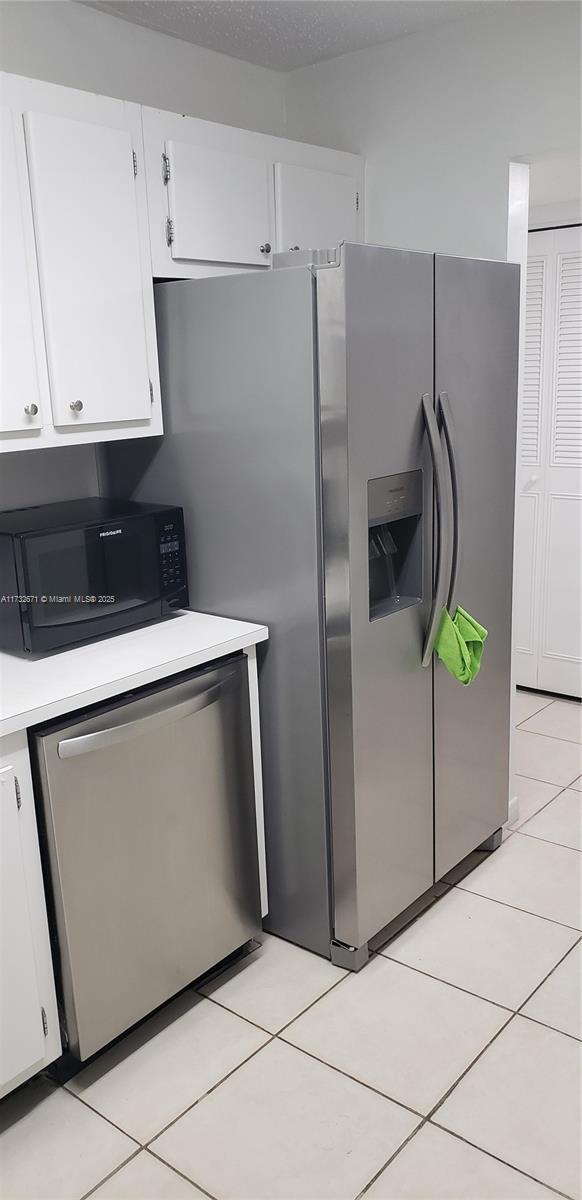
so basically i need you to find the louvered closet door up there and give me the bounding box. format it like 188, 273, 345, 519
514, 227, 582, 697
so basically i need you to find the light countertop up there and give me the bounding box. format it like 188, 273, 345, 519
0, 610, 268, 737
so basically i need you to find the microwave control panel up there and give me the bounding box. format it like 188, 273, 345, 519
155, 510, 188, 605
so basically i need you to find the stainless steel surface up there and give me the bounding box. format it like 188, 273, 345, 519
273, 247, 339, 270
103, 268, 332, 957
438, 391, 460, 612
57, 674, 234, 758
101, 243, 519, 966
433, 254, 519, 878
33, 657, 260, 1059
421, 392, 451, 668
318, 243, 434, 951
69, 400, 83, 412
24, 404, 38, 416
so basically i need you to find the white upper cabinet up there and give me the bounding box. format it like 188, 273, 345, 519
0, 108, 49, 439
274, 163, 359, 253
1, 73, 162, 452
25, 112, 152, 427
142, 105, 363, 280
167, 141, 273, 267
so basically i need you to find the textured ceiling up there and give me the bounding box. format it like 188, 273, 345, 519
83, 0, 511, 71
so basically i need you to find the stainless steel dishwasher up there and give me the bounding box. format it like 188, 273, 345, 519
32, 654, 261, 1060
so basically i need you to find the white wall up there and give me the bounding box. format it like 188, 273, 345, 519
0, 0, 286, 135
284, 2, 581, 259
0, 446, 99, 511
528, 150, 582, 230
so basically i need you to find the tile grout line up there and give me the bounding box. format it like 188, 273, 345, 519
62, 1086, 144, 1149
354, 1114, 427, 1199
511, 780, 569, 832
79, 1148, 142, 1200
518, 1009, 582, 1044
276, 972, 353, 1037
515, 695, 556, 725
373, 950, 516, 1014
515, 725, 582, 747
427, 1121, 575, 1200
355, 1111, 573, 1200
275, 1034, 425, 1122
453, 882, 582, 933
514, 826, 582, 853
147, 1146, 219, 1200
193, 989, 274, 1036
200, 967, 351, 1040
423, 1010, 516, 1124
146, 1035, 277, 1148
515, 933, 582, 1019
513, 766, 582, 789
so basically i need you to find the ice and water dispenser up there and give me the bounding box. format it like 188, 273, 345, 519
368, 471, 423, 620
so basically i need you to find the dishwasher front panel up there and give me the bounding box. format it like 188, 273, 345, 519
33, 655, 260, 1060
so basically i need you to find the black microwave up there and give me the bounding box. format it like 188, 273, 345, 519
0, 498, 189, 654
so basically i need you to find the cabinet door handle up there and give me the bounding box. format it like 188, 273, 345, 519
24, 404, 38, 416
260, 243, 271, 254
69, 400, 83, 412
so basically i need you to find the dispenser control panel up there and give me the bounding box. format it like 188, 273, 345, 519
368, 470, 423, 526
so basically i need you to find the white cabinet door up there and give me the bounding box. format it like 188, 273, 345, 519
0, 108, 48, 437
0, 766, 45, 1098
0, 735, 61, 1099
274, 162, 359, 253
514, 226, 582, 698
166, 140, 272, 266
24, 111, 152, 428
142, 105, 363, 280
514, 252, 546, 689
538, 232, 582, 696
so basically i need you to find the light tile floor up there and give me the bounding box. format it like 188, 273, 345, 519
1, 690, 580, 1200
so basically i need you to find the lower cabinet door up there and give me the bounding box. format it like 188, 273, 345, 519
0, 765, 45, 1099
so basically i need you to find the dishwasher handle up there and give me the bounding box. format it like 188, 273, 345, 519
57, 670, 237, 759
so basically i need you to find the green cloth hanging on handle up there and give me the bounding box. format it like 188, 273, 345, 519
434, 605, 488, 685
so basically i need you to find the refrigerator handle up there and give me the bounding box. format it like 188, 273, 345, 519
438, 391, 460, 612
421, 394, 451, 668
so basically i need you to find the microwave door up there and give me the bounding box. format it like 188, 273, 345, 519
21, 521, 160, 645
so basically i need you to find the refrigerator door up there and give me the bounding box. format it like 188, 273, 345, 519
434, 254, 520, 878
318, 243, 434, 952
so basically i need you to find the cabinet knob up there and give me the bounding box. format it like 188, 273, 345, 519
70, 400, 84, 413
24, 404, 38, 417
260, 242, 271, 255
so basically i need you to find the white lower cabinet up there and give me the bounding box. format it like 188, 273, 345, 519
0, 732, 60, 1099
1, 72, 162, 452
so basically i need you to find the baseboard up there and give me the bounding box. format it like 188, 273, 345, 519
507, 792, 519, 826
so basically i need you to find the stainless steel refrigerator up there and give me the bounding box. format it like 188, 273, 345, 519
103, 242, 519, 968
